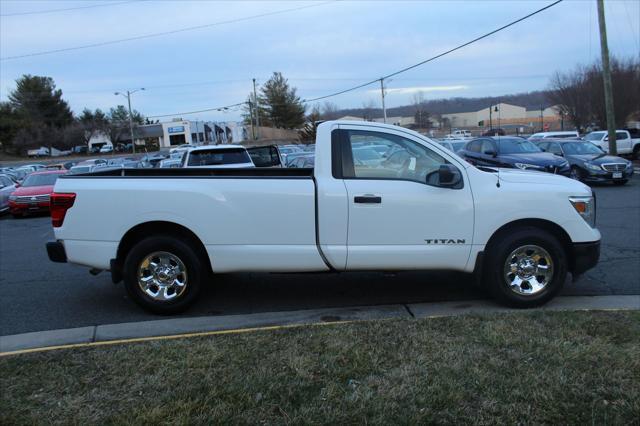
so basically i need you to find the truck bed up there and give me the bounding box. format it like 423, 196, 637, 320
64, 168, 314, 179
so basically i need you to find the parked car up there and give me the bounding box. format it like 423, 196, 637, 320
449, 130, 472, 139
284, 151, 312, 167
140, 153, 168, 168
9, 170, 67, 217
439, 140, 467, 153
99, 145, 114, 154
528, 131, 579, 141
482, 128, 505, 136
583, 130, 640, 158
47, 120, 600, 314
73, 145, 88, 154
183, 146, 254, 168
27, 147, 50, 157
246, 146, 284, 168
169, 144, 195, 155
69, 165, 94, 174
536, 139, 633, 185
159, 158, 183, 168
458, 137, 570, 176
288, 155, 314, 168
0, 174, 18, 213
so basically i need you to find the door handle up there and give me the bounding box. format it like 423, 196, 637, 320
354, 195, 382, 204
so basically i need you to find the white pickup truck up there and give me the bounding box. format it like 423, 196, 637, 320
584, 130, 640, 158
46, 121, 601, 314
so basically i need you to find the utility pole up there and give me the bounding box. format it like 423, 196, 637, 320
253, 78, 260, 139
248, 101, 255, 140
380, 78, 387, 124
115, 88, 144, 154
597, 0, 617, 155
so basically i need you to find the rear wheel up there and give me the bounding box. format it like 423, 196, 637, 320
484, 227, 567, 308
632, 144, 639, 160
123, 235, 204, 314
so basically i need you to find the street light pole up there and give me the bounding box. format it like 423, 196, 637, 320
115, 88, 144, 154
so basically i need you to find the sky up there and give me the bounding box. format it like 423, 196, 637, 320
1, 0, 639, 122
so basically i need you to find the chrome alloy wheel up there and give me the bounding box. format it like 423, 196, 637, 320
503, 245, 554, 295
137, 251, 188, 301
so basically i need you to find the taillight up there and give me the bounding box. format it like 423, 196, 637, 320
50, 193, 76, 227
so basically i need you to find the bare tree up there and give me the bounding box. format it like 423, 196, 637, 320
547, 68, 592, 132
412, 91, 431, 128
361, 99, 377, 121
547, 57, 639, 131
321, 101, 340, 120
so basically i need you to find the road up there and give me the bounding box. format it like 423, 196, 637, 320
1, 176, 639, 336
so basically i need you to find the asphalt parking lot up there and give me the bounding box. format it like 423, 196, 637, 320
1, 176, 639, 336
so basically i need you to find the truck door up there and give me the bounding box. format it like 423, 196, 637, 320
334, 126, 474, 270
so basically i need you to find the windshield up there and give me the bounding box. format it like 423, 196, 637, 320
562, 142, 604, 155
584, 132, 605, 141
22, 173, 61, 186
497, 138, 541, 154
187, 148, 251, 166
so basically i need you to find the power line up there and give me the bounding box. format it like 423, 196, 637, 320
146, 102, 247, 119
0, 0, 143, 17
0, 1, 336, 61
302, 0, 563, 103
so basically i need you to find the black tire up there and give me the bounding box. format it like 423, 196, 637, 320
483, 227, 567, 308
632, 145, 639, 160
123, 235, 204, 314
613, 179, 628, 186
569, 166, 583, 181
11, 213, 22, 219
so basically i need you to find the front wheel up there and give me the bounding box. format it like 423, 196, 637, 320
484, 227, 567, 308
569, 166, 583, 181
123, 235, 204, 314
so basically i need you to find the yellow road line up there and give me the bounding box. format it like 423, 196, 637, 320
0, 320, 352, 358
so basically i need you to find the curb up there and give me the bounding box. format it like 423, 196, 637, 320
1, 295, 638, 356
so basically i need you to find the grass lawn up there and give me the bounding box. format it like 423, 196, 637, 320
1, 311, 638, 424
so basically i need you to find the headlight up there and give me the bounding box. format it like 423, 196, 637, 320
559, 161, 569, 167
626, 161, 633, 169
514, 163, 542, 170
584, 162, 602, 171
569, 196, 596, 228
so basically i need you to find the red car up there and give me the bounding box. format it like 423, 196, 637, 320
9, 170, 67, 218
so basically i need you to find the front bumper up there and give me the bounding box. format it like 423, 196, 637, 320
571, 240, 600, 275
46, 241, 67, 263
582, 168, 633, 183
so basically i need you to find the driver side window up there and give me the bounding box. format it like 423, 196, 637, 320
344, 130, 448, 183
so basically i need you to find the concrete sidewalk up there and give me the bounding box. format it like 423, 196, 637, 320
1, 295, 638, 355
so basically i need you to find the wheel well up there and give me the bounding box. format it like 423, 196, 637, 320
116, 221, 210, 272
484, 219, 576, 271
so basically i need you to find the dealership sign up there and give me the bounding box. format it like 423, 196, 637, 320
168, 126, 185, 133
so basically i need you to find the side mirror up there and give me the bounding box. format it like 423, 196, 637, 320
14, 183, 20, 188
437, 164, 462, 188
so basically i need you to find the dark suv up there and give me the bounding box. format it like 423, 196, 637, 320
459, 137, 570, 176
